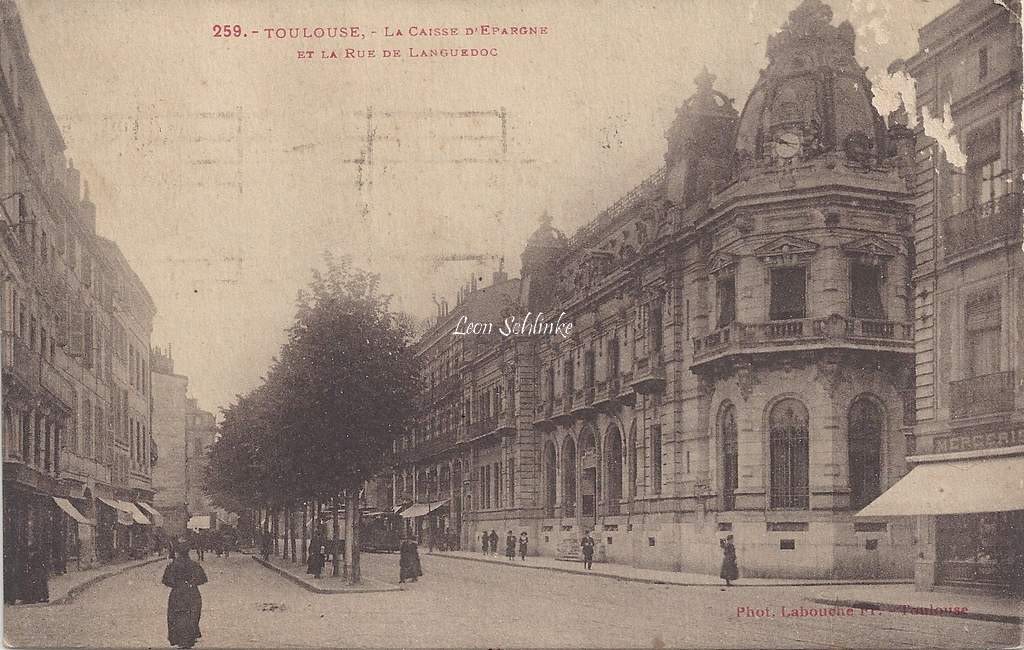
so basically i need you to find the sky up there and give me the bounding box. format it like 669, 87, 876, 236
17, 0, 959, 414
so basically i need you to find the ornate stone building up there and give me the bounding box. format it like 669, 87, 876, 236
0, 0, 157, 583
393, 0, 927, 578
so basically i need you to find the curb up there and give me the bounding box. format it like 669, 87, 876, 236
809, 597, 1022, 625
428, 553, 913, 588
252, 556, 403, 594
30, 557, 167, 607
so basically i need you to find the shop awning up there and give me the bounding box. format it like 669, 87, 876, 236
187, 515, 212, 530
136, 502, 164, 527
97, 497, 135, 526
856, 456, 1024, 517
53, 497, 94, 526
124, 502, 151, 525
399, 500, 449, 518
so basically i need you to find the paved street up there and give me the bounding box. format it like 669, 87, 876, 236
4, 552, 1020, 648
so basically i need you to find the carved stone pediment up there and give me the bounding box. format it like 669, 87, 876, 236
841, 235, 900, 259
706, 252, 738, 276
754, 235, 819, 265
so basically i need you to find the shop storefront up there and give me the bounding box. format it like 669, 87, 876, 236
858, 453, 1024, 594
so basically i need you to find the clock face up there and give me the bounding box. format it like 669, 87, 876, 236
774, 131, 802, 159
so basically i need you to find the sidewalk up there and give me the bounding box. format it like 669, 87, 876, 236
253, 555, 402, 594
811, 584, 1024, 625
10, 555, 166, 607
429, 550, 910, 587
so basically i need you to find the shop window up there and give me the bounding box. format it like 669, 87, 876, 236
720, 402, 738, 510
769, 399, 809, 509
717, 275, 736, 327
965, 292, 1000, 377
848, 397, 883, 510
769, 267, 806, 321
850, 262, 884, 319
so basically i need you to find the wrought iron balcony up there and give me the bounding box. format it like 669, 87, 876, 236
691, 315, 913, 369
496, 409, 516, 434
943, 193, 1022, 259
949, 371, 1015, 420
533, 400, 555, 426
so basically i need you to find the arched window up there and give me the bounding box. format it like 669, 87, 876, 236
605, 426, 623, 504
626, 421, 634, 497
848, 397, 883, 510
561, 437, 577, 516
769, 399, 809, 509
720, 402, 738, 510
579, 428, 598, 516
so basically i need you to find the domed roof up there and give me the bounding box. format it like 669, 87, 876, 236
526, 211, 567, 248
665, 67, 738, 167
734, 0, 885, 165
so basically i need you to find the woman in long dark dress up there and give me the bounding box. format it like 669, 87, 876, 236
162, 544, 208, 648
720, 534, 739, 587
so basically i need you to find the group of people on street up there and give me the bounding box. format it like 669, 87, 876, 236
504, 531, 529, 561
479, 529, 528, 560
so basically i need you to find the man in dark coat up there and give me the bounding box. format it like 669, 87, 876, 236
720, 534, 739, 586
488, 530, 499, 557
505, 531, 516, 561
518, 532, 529, 561
580, 531, 596, 570
162, 543, 208, 648
480, 531, 488, 556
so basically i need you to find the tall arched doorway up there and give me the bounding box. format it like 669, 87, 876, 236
543, 442, 557, 518
561, 436, 576, 517
579, 427, 598, 528
628, 421, 638, 499
451, 460, 463, 549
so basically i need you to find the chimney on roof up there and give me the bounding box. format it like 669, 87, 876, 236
66, 159, 81, 201
80, 180, 97, 235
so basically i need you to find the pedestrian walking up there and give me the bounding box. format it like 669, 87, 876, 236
480, 531, 488, 556
580, 530, 595, 570
399, 536, 423, 583
162, 543, 208, 649
505, 531, 516, 560
21, 544, 49, 604
488, 529, 499, 557
720, 534, 739, 587
310, 545, 326, 579
518, 531, 529, 561
260, 532, 272, 562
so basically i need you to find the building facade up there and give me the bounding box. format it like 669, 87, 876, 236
390, 0, 929, 579
151, 346, 226, 535
860, 0, 1023, 593
0, 0, 156, 588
